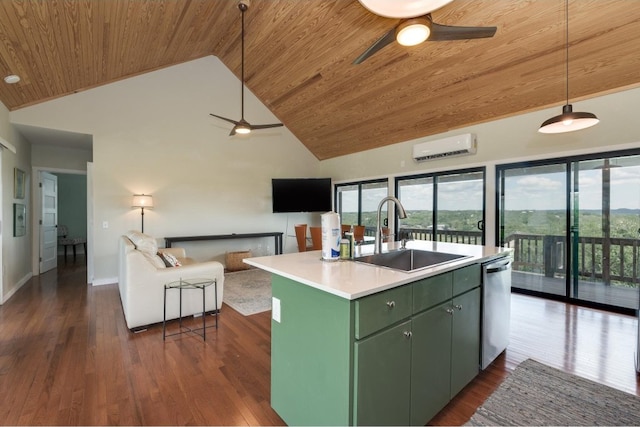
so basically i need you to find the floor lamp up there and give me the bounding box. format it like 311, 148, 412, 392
132, 194, 153, 233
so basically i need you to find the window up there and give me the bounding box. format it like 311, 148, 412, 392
335, 179, 388, 235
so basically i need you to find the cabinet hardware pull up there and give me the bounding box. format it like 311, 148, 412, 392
446, 308, 454, 315
403, 331, 412, 339
386, 301, 395, 309
454, 304, 463, 310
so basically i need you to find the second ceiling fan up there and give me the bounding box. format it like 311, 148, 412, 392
353, 0, 497, 64
210, 0, 283, 136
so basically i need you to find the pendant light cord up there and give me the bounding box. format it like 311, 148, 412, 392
565, 0, 569, 105
240, 5, 245, 120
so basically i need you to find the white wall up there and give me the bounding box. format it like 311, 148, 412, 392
31, 144, 92, 171
0, 103, 33, 303
11, 56, 320, 284
320, 87, 640, 246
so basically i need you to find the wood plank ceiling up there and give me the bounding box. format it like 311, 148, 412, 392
0, 0, 638, 160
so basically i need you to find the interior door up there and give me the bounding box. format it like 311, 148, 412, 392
40, 171, 58, 273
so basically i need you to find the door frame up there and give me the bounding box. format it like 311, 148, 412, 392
31, 166, 91, 282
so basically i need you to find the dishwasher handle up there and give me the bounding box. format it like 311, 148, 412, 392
485, 259, 511, 274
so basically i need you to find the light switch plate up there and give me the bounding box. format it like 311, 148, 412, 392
272, 297, 281, 323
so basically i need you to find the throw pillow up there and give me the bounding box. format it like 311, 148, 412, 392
158, 252, 172, 267
159, 251, 182, 267
126, 230, 158, 255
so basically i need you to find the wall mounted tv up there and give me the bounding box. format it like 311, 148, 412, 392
272, 178, 332, 213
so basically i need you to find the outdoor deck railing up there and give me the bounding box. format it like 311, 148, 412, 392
504, 233, 640, 285
361, 226, 638, 285
362, 227, 483, 244
362, 226, 639, 285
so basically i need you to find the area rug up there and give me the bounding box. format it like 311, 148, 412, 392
222, 268, 272, 316
467, 359, 640, 426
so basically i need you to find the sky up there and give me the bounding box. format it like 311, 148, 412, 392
339, 161, 640, 212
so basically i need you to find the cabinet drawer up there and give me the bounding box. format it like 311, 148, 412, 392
453, 264, 480, 295
355, 286, 412, 340
412, 272, 452, 314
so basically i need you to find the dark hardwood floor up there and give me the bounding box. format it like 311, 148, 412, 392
0, 257, 638, 425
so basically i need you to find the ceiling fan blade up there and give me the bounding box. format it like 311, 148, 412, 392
353, 26, 397, 64
251, 123, 284, 130
429, 22, 497, 41
210, 113, 240, 126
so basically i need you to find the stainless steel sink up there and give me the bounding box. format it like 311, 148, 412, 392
355, 249, 470, 273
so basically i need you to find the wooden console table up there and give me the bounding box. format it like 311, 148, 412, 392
164, 232, 284, 255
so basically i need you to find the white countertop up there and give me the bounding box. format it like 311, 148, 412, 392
244, 240, 512, 300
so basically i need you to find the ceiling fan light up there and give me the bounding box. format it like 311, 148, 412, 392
539, 104, 600, 134
396, 19, 431, 46
235, 125, 251, 134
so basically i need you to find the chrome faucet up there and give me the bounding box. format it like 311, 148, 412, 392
375, 196, 407, 254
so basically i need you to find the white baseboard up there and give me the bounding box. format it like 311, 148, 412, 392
91, 276, 118, 286
0, 272, 33, 305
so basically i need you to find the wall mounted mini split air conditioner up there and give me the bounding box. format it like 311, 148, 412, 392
412, 133, 477, 162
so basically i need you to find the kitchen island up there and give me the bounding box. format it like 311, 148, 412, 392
245, 240, 511, 426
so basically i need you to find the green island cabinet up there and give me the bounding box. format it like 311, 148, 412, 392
270, 263, 481, 426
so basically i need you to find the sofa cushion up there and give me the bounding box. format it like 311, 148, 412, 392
126, 230, 158, 255
144, 252, 166, 269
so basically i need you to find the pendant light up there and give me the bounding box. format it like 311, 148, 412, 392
358, 0, 453, 18
539, 0, 599, 134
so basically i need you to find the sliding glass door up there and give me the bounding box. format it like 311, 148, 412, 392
335, 179, 388, 239
498, 163, 568, 298
396, 168, 485, 245
498, 151, 640, 312
570, 155, 640, 310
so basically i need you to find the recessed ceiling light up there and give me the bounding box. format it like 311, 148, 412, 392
4, 75, 20, 84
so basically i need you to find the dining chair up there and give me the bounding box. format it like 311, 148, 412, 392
294, 224, 313, 252
309, 226, 322, 250
58, 225, 87, 262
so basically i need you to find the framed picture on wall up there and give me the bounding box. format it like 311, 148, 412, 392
13, 203, 26, 237
14, 168, 25, 199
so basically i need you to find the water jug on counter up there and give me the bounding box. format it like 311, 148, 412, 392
321, 211, 340, 261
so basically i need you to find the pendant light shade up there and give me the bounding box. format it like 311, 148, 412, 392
539, 0, 599, 134
539, 104, 600, 134
358, 0, 453, 18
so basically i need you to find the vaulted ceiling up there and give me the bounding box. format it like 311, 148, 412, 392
0, 0, 639, 159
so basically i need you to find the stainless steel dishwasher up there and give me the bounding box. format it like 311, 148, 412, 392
481, 256, 512, 369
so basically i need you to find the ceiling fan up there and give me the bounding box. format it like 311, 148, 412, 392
210, 0, 283, 136
353, 0, 497, 64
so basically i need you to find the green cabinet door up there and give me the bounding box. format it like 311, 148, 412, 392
410, 301, 452, 426
450, 287, 481, 398
353, 320, 412, 426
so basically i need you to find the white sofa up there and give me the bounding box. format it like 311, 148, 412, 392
118, 231, 224, 331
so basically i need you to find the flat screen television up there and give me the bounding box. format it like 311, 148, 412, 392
272, 178, 332, 213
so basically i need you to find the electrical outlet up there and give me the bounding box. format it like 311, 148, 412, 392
272, 297, 281, 323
